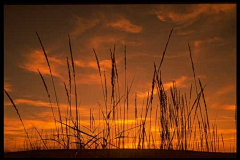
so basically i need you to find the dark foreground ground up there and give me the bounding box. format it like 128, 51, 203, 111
4, 149, 237, 158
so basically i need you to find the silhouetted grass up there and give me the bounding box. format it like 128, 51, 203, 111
4, 89, 33, 150
4, 29, 233, 157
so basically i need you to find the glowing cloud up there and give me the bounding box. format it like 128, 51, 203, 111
4, 98, 55, 108
177, 30, 195, 36
216, 85, 235, 96
153, 4, 235, 28
211, 103, 236, 111
19, 50, 64, 78
88, 35, 124, 50
194, 37, 222, 47
75, 59, 112, 71
138, 76, 187, 98
107, 16, 142, 33
75, 73, 102, 85
71, 16, 100, 36
4, 81, 13, 92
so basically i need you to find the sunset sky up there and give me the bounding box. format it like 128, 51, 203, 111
4, 4, 236, 152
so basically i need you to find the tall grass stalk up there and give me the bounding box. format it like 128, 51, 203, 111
4, 89, 33, 150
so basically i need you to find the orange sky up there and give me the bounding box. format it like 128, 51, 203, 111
4, 4, 236, 152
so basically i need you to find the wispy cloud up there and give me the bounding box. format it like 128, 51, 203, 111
205, 84, 235, 102
4, 80, 13, 92
4, 98, 75, 114
194, 37, 223, 47
71, 15, 100, 37
107, 16, 142, 33
19, 48, 117, 86
19, 50, 64, 78
211, 103, 236, 111
138, 76, 187, 98
177, 30, 195, 36
153, 4, 235, 29
4, 98, 56, 108
165, 52, 188, 59
4, 98, 94, 118
209, 115, 236, 122
215, 85, 235, 96
87, 35, 142, 51
222, 104, 236, 111
192, 37, 223, 54
128, 51, 188, 60
163, 76, 188, 90
88, 35, 124, 50
75, 73, 102, 85
210, 4, 236, 13
75, 59, 112, 71
215, 129, 236, 135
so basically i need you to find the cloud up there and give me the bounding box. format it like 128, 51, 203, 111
163, 76, 188, 90
211, 103, 236, 111
155, 11, 166, 22
4, 98, 56, 108
222, 104, 236, 111
209, 115, 235, 122
215, 85, 235, 96
19, 48, 115, 84
153, 6, 200, 26
215, 129, 236, 135
210, 4, 236, 13
87, 35, 142, 52
4, 98, 95, 121
4, 98, 75, 114
71, 16, 100, 37
4, 81, 13, 92
153, 4, 235, 28
4, 117, 56, 132
107, 16, 142, 33
75, 73, 103, 85
128, 51, 188, 61
138, 76, 187, 98
19, 50, 64, 78
75, 59, 112, 71
177, 30, 195, 36
73, 58, 116, 85
88, 35, 125, 50
194, 37, 223, 47
192, 37, 223, 54
19, 48, 117, 86
165, 52, 188, 59
121, 40, 143, 46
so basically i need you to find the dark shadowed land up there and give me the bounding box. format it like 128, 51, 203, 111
4, 149, 237, 158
